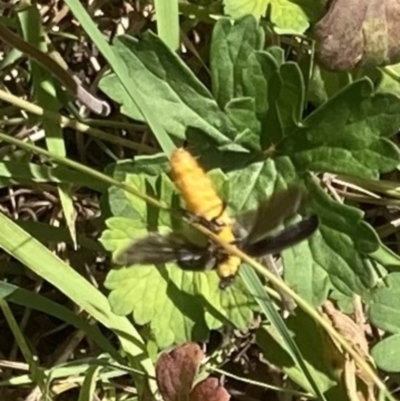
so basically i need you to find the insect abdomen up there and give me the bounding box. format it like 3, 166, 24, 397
171, 148, 224, 220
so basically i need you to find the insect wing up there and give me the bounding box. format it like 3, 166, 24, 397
177, 251, 217, 272
114, 233, 198, 266
241, 215, 319, 257
235, 188, 304, 245
114, 232, 218, 273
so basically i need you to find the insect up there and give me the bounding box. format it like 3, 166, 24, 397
169, 147, 241, 288
115, 147, 319, 289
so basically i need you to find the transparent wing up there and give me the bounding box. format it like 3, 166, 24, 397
241, 215, 319, 257
235, 187, 304, 244
114, 231, 217, 272
114, 233, 206, 266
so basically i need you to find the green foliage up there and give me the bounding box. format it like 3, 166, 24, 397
371, 334, 400, 373
101, 170, 255, 348
256, 310, 342, 396
370, 273, 400, 372
154, 0, 180, 50
222, 0, 324, 34
100, 34, 242, 150
5, 0, 400, 398
101, 14, 400, 357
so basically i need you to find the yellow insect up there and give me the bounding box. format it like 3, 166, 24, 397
116, 147, 319, 289
170, 148, 241, 288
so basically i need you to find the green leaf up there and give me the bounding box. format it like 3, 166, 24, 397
105, 266, 209, 348
223, 0, 323, 34
371, 334, 400, 373
99, 33, 243, 149
275, 0, 325, 33
224, 0, 269, 21
282, 241, 331, 307
210, 16, 265, 108
98, 16, 400, 361
78, 364, 102, 401
256, 310, 344, 398
101, 171, 255, 348
329, 290, 355, 314
371, 244, 400, 270
210, 17, 313, 149
277, 62, 305, 132
104, 153, 169, 220
305, 177, 380, 299
225, 97, 260, 149
210, 17, 291, 145
375, 65, 400, 97
227, 159, 330, 306
279, 79, 400, 178
307, 65, 352, 106
227, 158, 283, 212
370, 273, 400, 333
226, 152, 383, 303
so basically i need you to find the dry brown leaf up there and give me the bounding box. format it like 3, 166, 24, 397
191, 377, 230, 401
345, 357, 377, 401
155, 343, 204, 401
322, 301, 377, 400
344, 358, 361, 401
155, 342, 230, 401
344, 357, 377, 401
323, 301, 370, 361
314, 0, 400, 70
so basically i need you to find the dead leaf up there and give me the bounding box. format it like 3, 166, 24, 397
155, 343, 232, 401
191, 377, 230, 401
155, 343, 204, 401
323, 301, 370, 361
322, 301, 376, 400
344, 358, 360, 401
314, 0, 400, 70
